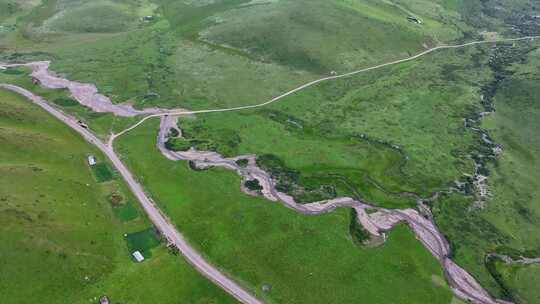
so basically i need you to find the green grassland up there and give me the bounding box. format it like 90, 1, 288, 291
149, 30, 540, 303
0, 88, 236, 304
1, 0, 526, 110
432, 44, 540, 301
174, 45, 494, 206
493, 262, 540, 304
481, 47, 540, 254
116, 118, 456, 304
198, 0, 464, 73
92, 162, 114, 182
162, 40, 540, 302
112, 200, 139, 222
2, 0, 540, 303
479, 46, 540, 300
43, 1, 140, 33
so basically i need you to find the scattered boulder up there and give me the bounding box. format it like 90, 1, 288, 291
99, 295, 110, 304
262, 284, 271, 293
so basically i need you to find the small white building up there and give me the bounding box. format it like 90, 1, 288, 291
87, 155, 96, 166
132, 251, 145, 262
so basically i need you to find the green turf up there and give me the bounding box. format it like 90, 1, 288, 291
2, 1, 540, 302
0, 68, 24, 75
199, 0, 463, 73
433, 43, 540, 300
92, 162, 114, 183
165, 136, 196, 151
0, 88, 236, 304
0, 0, 511, 110
0, 1, 20, 20
112, 201, 139, 222
478, 45, 540, 299
17, 0, 59, 28
481, 47, 540, 251
493, 261, 540, 304
71, 246, 237, 304
115, 118, 454, 304
46, 1, 138, 33
52, 96, 78, 106
173, 45, 497, 207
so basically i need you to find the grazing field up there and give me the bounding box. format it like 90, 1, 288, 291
2, 0, 540, 303
44, 1, 139, 33
152, 36, 540, 301
1, 0, 521, 110
482, 47, 540, 251
116, 118, 455, 304
112, 200, 139, 222
0, 88, 236, 304
493, 262, 540, 304
174, 45, 495, 207
198, 0, 463, 73
433, 43, 540, 300
92, 162, 114, 182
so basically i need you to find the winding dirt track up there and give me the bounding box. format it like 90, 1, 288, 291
117, 36, 540, 126
2, 35, 539, 304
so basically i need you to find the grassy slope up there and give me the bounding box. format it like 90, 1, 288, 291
175, 45, 491, 207
200, 0, 464, 73
116, 118, 454, 304
43, 1, 139, 33
179, 109, 417, 207
494, 261, 540, 304
482, 48, 540, 251
0, 88, 236, 304
480, 47, 540, 301
433, 45, 540, 300
1, 0, 540, 302
1, 0, 471, 110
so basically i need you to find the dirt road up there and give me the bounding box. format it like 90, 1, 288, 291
0, 84, 262, 304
